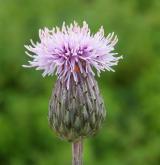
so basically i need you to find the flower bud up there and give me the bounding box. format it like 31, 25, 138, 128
49, 73, 106, 142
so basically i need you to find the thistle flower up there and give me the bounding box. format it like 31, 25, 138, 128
23, 21, 122, 163
23, 21, 122, 90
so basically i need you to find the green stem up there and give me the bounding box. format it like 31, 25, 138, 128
72, 139, 83, 165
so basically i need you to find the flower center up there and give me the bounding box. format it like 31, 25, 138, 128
74, 64, 80, 73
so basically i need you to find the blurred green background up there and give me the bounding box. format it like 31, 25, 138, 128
0, 0, 160, 164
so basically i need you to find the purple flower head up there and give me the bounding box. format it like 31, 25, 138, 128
23, 21, 122, 89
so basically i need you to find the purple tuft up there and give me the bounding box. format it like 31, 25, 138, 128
23, 21, 122, 89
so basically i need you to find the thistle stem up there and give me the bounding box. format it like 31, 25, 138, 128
72, 139, 83, 165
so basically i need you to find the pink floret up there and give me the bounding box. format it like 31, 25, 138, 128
23, 21, 122, 89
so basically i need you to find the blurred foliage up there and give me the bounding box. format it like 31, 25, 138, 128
0, 0, 160, 164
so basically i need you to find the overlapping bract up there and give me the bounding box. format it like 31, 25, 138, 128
49, 73, 106, 141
